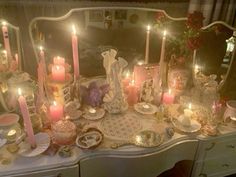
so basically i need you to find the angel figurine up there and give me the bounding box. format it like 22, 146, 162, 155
101, 47, 128, 114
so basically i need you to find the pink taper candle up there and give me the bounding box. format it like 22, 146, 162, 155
15, 53, 19, 68
18, 88, 36, 148
71, 25, 79, 80
39, 46, 47, 75
144, 25, 150, 64
127, 80, 139, 106
49, 101, 63, 122
1, 21, 12, 62
162, 89, 175, 104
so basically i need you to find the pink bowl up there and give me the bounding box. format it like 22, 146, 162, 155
0, 113, 19, 127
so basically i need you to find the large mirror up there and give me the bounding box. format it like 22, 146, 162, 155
193, 21, 236, 91
29, 7, 187, 78
0, 19, 25, 112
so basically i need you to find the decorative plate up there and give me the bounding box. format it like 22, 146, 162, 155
76, 128, 103, 149
0, 113, 19, 127
100, 113, 142, 141
18, 132, 50, 157
83, 108, 105, 121
134, 102, 158, 115
172, 116, 201, 133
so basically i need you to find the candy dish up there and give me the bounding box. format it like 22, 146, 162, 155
134, 102, 158, 115
76, 128, 103, 149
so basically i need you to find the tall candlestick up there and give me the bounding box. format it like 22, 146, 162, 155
127, 80, 139, 106
71, 25, 79, 80
18, 88, 36, 148
49, 101, 63, 122
51, 65, 65, 82
156, 30, 167, 91
15, 53, 19, 68
39, 46, 47, 75
1, 21, 12, 62
144, 25, 151, 64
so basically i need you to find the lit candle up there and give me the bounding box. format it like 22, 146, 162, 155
7, 129, 16, 141
162, 89, 175, 104
51, 65, 65, 82
194, 65, 200, 74
39, 46, 47, 75
144, 25, 151, 64
49, 101, 63, 122
142, 103, 150, 110
71, 25, 80, 80
127, 80, 139, 106
88, 108, 96, 114
17, 88, 36, 148
53, 56, 65, 65
1, 21, 12, 62
122, 71, 131, 91
2, 50, 8, 66
157, 30, 167, 89
15, 53, 19, 69
184, 103, 193, 118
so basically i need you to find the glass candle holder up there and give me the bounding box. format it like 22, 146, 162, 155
51, 120, 76, 145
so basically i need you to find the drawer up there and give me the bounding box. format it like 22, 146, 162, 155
201, 138, 236, 160
6, 164, 79, 177
196, 155, 236, 177
80, 140, 198, 177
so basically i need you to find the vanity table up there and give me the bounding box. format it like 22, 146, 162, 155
0, 6, 236, 177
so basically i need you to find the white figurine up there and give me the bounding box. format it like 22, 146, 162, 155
102, 48, 128, 114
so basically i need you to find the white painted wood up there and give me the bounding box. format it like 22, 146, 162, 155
3, 164, 79, 177
80, 140, 198, 177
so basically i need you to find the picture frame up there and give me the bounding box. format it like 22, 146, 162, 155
89, 10, 104, 22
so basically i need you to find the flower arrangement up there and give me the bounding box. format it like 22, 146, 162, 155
155, 11, 205, 66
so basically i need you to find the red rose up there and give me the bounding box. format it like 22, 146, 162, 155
155, 11, 166, 21
186, 36, 201, 50
186, 11, 204, 30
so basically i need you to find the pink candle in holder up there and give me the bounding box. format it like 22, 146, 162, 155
122, 71, 131, 93
53, 56, 65, 65
49, 101, 63, 122
162, 89, 175, 104
51, 65, 65, 82
127, 80, 139, 106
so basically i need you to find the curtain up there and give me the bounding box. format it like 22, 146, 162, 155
188, 0, 236, 26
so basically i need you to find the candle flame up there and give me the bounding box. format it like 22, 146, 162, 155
2, 50, 7, 55
53, 101, 57, 106
72, 24, 76, 35
137, 60, 144, 65
188, 103, 192, 110
147, 25, 151, 31
125, 71, 130, 78
131, 80, 135, 85
168, 89, 171, 94
18, 88, 22, 96
163, 30, 167, 36
39, 46, 43, 51
2, 21, 7, 26
56, 65, 60, 70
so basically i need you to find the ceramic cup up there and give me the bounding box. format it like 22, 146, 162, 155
223, 100, 236, 121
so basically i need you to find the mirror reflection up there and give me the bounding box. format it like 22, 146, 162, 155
30, 8, 186, 77
195, 23, 235, 82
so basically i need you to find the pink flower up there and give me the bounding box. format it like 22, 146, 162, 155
186, 11, 204, 30
186, 36, 201, 50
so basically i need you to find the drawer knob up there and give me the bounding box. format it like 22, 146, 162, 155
205, 142, 215, 151
222, 164, 230, 168
226, 144, 235, 149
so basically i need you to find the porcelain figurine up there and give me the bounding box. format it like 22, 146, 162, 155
101, 48, 128, 114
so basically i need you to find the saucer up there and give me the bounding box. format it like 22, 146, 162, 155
83, 108, 105, 121
172, 116, 201, 133
18, 133, 50, 157
134, 102, 158, 115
